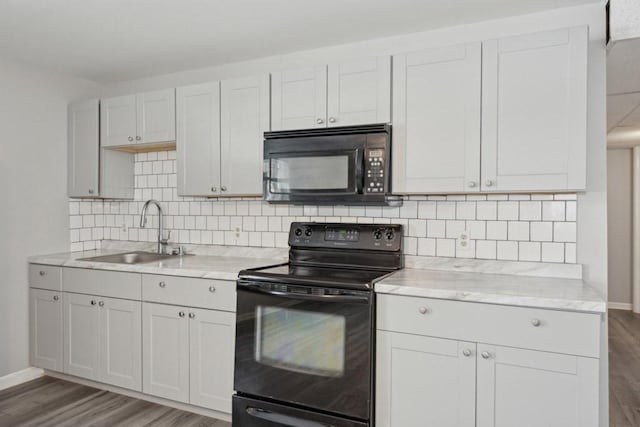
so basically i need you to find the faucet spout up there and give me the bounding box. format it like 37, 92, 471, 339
140, 199, 166, 254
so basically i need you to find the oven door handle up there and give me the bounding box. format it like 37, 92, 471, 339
246, 407, 336, 427
239, 283, 370, 304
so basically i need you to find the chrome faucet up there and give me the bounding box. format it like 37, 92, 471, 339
140, 200, 170, 254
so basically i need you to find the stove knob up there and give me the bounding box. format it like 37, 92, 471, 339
386, 230, 395, 240
294, 228, 303, 237
304, 228, 313, 237
373, 230, 383, 240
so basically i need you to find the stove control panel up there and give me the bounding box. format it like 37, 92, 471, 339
289, 222, 402, 251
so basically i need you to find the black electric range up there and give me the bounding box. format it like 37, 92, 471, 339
233, 222, 403, 427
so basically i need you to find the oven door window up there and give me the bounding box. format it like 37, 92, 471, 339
255, 306, 345, 377
269, 152, 358, 194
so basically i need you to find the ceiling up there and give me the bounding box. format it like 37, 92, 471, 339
0, 0, 599, 83
608, 38, 640, 148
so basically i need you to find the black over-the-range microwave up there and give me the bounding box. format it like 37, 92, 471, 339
263, 123, 402, 206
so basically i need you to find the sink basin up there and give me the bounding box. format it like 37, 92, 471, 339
79, 251, 179, 264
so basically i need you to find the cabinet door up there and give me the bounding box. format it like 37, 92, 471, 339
101, 95, 137, 147
392, 43, 481, 193
29, 289, 63, 371
136, 89, 176, 144
68, 99, 100, 198
327, 56, 391, 127
481, 26, 588, 192
142, 302, 190, 403
376, 331, 476, 427
63, 293, 100, 380
220, 74, 270, 195
271, 66, 327, 131
476, 344, 599, 427
176, 82, 221, 197
189, 308, 235, 413
99, 297, 142, 391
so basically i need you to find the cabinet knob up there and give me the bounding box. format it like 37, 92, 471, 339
178, 311, 185, 318
98, 301, 104, 307
136, 136, 141, 141
209, 285, 216, 293
221, 186, 227, 192
316, 118, 324, 124
88, 189, 94, 194
211, 186, 217, 192
468, 181, 477, 188
127, 136, 134, 142
39, 271, 46, 276
90, 300, 97, 306
418, 306, 428, 315
485, 179, 494, 187
462, 348, 472, 357
328, 117, 336, 123
189, 312, 196, 319
531, 318, 541, 327
53, 295, 59, 301
158, 281, 166, 288
481, 351, 491, 359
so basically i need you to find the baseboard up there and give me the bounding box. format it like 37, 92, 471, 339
0, 367, 44, 391
608, 302, 633, 310
44, 370, 231, 422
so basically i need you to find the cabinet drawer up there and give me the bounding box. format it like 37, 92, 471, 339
63, 268, 141, 300
377, 294, 600, 358
142, 274, 236, 312
29, 264, 62, 291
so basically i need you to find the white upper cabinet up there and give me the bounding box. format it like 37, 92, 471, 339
327, 56, 391, 127
271, 66, 327, 131
101, 89, 176, 148
392, 43, 481, 194
176, 82, 221, 197
68, 99, 100, 198
481, 26, 588, 192
220, 74, 270, 196
101, 95, 137, 147
271, 56, 391, 131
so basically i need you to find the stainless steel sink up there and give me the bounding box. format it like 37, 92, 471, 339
79, 251, 179, 264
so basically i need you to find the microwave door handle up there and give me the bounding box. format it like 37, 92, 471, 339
355, 149, 364, 194
239, 283, 370, 304
246, 407, 336, 427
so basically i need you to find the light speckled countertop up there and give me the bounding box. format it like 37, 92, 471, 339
375, 268, 605, 313
29, 249, 286, 282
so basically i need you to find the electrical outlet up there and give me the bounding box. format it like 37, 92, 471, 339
457, 231, 469, 249
121, 223, 128, 233
235, 227, 241, 238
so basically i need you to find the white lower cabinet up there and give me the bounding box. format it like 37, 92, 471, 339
63, 292, 142, 391
142, 302, 235, 413
29, 289, 63, 371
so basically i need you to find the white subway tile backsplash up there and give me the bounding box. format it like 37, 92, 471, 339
69, 150, 579, 264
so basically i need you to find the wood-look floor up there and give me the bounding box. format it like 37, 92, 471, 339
0, 376, 231, 427
610, 309, 640, 427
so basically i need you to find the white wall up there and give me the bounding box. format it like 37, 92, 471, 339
607, 149, 633, 306
0, 59, 100, 377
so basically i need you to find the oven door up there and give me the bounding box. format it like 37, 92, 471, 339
234, 280, 373, 421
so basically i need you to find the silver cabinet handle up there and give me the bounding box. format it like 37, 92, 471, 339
159, 281, 166, 288
468, 181, 477, 188
316, 118, 324, 124
209, 285, 216, 293
481, 351, 491, 359
485, 180, 494, 187
418, 306, 428, 315
221, 186, 227, 192
531, 318, 541, 327
53, 295, 59, 301
88, 189, 94, 194
328, 117, 336, 123
39, 271, 46, 276
211, 186, 217, 192
188, 312, 195, 319
136, 136, 141, 141
178, 311, 185, 318
462, 348, 472, 357
90, 300, 97, 306
98, 301, 104, 307
127, 136, 134, 142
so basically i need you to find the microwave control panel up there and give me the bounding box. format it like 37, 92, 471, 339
365, 148, 386, 193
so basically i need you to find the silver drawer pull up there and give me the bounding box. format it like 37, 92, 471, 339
90, 300, 97, 306
481, 351, 491, 359
98, 301, 104, 307
189, 312, 196, 319
39, 271, 46, 276
53, 295, 59, 301
462, 348, 472, 357
209, 285, 216, 293
159, 281, 166, 288
531, 318, 541, 327
178, 311, 185, 318
418, 306, 428, 315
